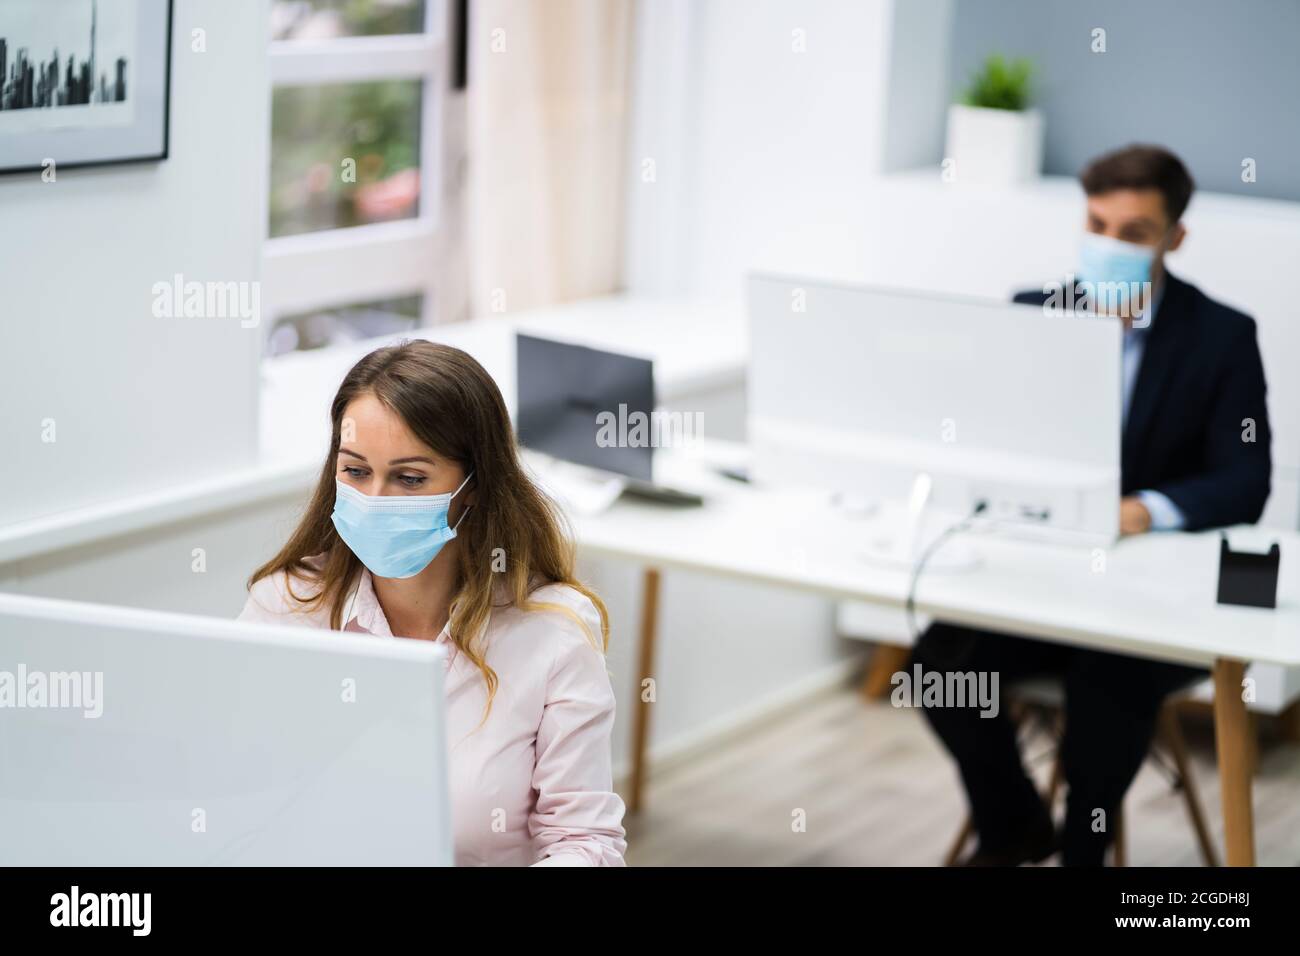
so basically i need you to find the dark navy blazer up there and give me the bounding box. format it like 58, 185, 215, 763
1013, 273, 1272, 531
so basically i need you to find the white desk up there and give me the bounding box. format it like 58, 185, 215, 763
573, 450, 1300, 866
259, 296, 746, 468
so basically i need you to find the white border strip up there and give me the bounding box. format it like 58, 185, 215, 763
0, 461, 318, 564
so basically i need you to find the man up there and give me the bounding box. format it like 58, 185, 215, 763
913, 144, 1272, 866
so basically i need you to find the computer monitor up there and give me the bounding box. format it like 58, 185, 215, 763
516, 333, 656, 483
0, 592, 451, 866
747, 274, 1122, 549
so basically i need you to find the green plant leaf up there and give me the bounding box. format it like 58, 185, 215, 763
961, 54, 1034, 111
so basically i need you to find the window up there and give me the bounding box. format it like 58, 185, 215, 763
271, 0, 428, 41
270, 79, 424, 238
264, 0, 459, 354
267, 294, 425, 357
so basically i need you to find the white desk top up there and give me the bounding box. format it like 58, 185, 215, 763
569, 450, 1300, 669
260, 295, 746, 469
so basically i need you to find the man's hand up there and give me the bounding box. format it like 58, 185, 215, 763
1119, 496, 1153, 536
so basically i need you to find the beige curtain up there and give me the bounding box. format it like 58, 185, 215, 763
467, 0, 634, 316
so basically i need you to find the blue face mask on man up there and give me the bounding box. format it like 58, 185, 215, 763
1078, 232, 1158, 316
331, 472, 474, 579
1079, 231, 1157, 286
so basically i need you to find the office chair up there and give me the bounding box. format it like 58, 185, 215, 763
943, 678, 1219, 867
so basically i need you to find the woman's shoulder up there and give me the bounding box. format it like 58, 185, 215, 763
529, 581, 603, 633
490, 581, 605, 659
238, 557, 330, 627
526, 580, 600, 614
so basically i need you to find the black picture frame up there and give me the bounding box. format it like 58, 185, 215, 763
0, 0, 173, 176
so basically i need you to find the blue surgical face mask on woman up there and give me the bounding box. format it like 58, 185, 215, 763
331, 472, 474, 579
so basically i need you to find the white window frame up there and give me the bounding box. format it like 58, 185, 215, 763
262, 0, 449, 335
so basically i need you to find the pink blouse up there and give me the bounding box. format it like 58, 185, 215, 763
237, 565, 626, 866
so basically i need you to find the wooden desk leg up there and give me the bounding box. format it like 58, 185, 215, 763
627, 567, 661, 815
1277, 698, 1300, 743
1212, 658, 1256, 866
861, 643, 911, 700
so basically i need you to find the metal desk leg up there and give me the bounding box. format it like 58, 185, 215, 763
1212, 658, 1255, 866
627, 567, 661, 815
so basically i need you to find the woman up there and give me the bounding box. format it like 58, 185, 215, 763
239, 340, 626, 866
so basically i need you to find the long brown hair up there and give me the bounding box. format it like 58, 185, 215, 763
249, 340, 610, 712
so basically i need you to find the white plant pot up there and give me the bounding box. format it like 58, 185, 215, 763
943, 104, 1043, 186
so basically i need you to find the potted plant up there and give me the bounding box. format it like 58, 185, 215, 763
944, 54, 1042, 185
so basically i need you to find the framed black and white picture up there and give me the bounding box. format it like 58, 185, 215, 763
0, 0, 172, 175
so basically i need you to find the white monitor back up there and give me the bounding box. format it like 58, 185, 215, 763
0, 593, 451, 866
748, 274, 1122, 545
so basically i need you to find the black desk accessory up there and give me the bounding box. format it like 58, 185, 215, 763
1216, 534, 1280, 609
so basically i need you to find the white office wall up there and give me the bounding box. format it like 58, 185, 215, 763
3, 495, 301, 621
1, 0, 267, 527
624, 0, 896, 298
880, 0, 954, 172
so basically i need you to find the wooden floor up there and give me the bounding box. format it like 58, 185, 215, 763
623, 681, 1300, 866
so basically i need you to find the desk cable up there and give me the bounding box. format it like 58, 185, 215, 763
904, 500, 989, 645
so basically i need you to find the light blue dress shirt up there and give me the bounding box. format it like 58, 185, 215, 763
1122, 292, 1186, 530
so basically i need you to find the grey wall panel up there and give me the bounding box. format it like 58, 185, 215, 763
950, 0, 1300, 200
